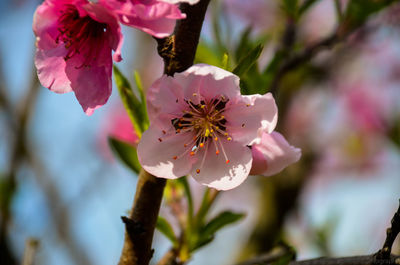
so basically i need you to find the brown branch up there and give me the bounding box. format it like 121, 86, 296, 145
118, 1, 210, 265
21, 238, 39, 265
376, 200, 400, 260
237, 254, 400, 265
156, 0, 211, 76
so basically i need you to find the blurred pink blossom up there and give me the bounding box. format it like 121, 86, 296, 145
250, 131, 301, 176
138, 64, 278, 190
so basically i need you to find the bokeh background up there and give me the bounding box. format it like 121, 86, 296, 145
0, 0, 399, 265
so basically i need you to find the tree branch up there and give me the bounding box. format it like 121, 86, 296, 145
156, 0, 211, 76
118, 1, 211, 264
237, 200, 400, 265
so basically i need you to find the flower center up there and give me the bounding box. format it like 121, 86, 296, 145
56, 4, 107, 68
158, 94, 234, 174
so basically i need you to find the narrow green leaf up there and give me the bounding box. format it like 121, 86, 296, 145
221, 53, 229, 71
201, 211, 245, 237
233, 44, 263, 78
108, 137, 141, 174
235, 27, 253, 62
191, 211, 245, 251
133, 71, 149, 131
178, 177, 194, 224
344, 0, 396, 31
298, 0, 320, 16
113, 65, 146, 136
156, 216, 178, 246
282, 0, 298, 18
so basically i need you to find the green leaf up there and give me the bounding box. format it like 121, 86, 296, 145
388, 121, 400, 149
194, 42, 223, 67
177, 177, 194, 224
343, 0, 397, 31
156, 216, 178, 247
113, 65, 147, 136
192, 211, 245, 251
233, 44, 263, 78
282, 0, 298, 18
133, 71, 149, 131
201, 211, 245, 237
235, 27, 253, 62
108, 137, 141, 174
221, 53, 229, 71
298, 0, 320, 16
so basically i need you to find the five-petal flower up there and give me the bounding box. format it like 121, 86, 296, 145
138, 64, 280, 190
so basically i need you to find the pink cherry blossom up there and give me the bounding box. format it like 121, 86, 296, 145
137, 64, 278, 190
33, 0, 123, 115
100, 0, 191, 38
250, 131, 301, 176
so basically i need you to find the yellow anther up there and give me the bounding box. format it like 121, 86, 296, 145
205, 129, 210, 137
227, 137, 232, 141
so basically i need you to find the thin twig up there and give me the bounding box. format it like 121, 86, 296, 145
21, 238, 39, 265
117, 1, 211, 264
375, 199, 400, 260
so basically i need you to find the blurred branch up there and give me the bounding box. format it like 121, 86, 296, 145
21, 238, 39, 265
375, 200, 400, 259
118, 2, 211, 264
237, 254, 400, 265
237, 200, 400, 265
269, 32, 339, 95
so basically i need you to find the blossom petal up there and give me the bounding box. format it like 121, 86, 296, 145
225, 93, 278, 146
146, 75, 186, 124
35, 46, 72, 94
138, 126, 196, 179
102, 0, 185, 38
159, 0, 200, 4
250, 132, 301, 176
66, 52, 112, 115
187, 64, 241, 100
190, 139, 252, 190
83, 1, 123, 62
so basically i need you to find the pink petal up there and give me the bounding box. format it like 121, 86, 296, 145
65, 52, 112, 115
35, 46, 72, 94
188, 64, 241, 100
146, 75, 186, 123
138, 126, 196, 179
102, 0, 186, 38
250, 132, 301, 176
190, 139, 252, 190
83, 1, 123, 62
33, 0, 61, 50
159, 0, 200, 4
225, 93, 278, 146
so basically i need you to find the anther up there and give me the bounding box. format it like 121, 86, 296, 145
158, 138, 162, 142
241, 123, 245, 127
196, 169, 200, 174
190, 151, 195, 156
199, 143, 205, 148
214, 137, 218, 141
216, 150, 220, 155
226, 160, 230, 164
173, 156, 178, 160
227, 137, 232, 141
162, 130, 166, 134
246, 104, 250, 107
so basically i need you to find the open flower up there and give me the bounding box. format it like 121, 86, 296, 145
250, 131, 301, 176
33, 0, 123, 115
138, 64, 278, 190
100, 0, 189, 38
